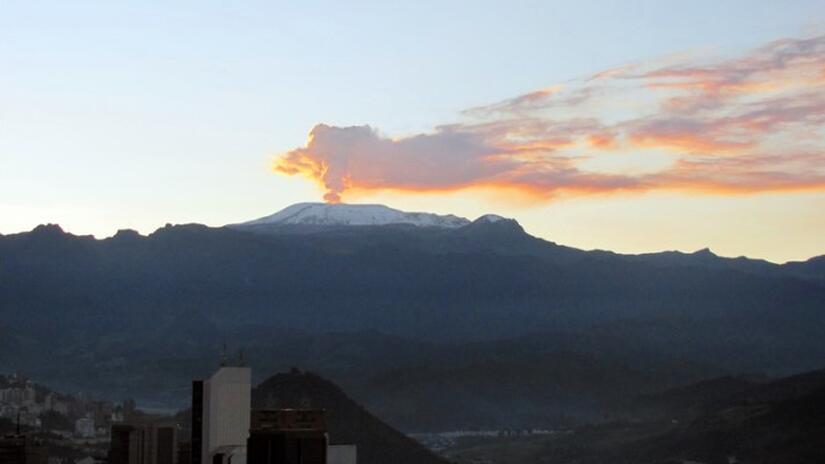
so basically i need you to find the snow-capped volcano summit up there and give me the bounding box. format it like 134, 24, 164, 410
237, 202, 473, 228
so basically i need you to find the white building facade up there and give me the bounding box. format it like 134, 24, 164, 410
201, 366, 251, 464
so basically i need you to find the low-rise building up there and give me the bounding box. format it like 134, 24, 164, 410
247, 409, 342, 464
0, 434, 48, 464
109, 419, 178, 464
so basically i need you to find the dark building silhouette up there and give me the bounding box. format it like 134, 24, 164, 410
157, 426, 176, 464
110, 425, 133, 464
247, 410, 327, 464
191, 380, 204, 464
177, 441, 191, 464
109, 420, 178, 464
0, 434, 47, 464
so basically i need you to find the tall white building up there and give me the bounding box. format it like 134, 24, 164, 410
200, 365, 251, 464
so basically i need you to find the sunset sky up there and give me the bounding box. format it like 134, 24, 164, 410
2, 1, 824, 263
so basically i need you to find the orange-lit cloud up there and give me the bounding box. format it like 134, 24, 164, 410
275, 35, 825, 202
275, 124, 511, 203
587, 132, 618, 149
650, 152, 825, 194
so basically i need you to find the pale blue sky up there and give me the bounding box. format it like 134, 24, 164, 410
1, 1, 824, 261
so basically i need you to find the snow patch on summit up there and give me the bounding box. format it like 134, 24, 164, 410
475, 214, 509, 223
240, 203, 472, 228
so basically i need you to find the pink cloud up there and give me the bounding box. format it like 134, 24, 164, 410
275, 35, 825, 202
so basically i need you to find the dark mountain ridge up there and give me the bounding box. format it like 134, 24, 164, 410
2, 219, 824, 363
1, 209, 824, 430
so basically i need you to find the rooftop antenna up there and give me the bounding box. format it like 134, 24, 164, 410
238, 349, 246, 367
220, 343, 229, 367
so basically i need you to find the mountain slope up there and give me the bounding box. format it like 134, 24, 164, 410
586, 370, 825, 464
2, 218, 825, 370
445, 368, 825, 464
252, 370, 447, 464
2, 204, 825, 427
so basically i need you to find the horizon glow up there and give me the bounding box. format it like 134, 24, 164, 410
1, 1, 824, 263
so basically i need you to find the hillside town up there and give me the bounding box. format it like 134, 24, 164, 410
0, 371, 137, 463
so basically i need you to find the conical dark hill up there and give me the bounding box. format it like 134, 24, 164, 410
252, 370, 447, 464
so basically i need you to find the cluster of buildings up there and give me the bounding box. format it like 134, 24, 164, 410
0, 371, 133, 464
0, 370, 125, 440
0, 371, 51, 429
411, 428, 559, 452
108, 359, 356, 464
2, 360, 358, 464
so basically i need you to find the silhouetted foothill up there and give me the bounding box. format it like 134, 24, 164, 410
253, 371, 447, 464
110, 229, 143, 241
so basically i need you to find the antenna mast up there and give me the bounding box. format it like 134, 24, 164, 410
220, 343, 228, 367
